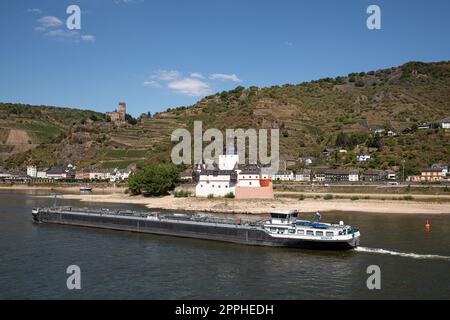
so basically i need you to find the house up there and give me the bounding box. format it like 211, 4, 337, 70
387, 130, 397, 137
324, 170, 349, 182
386, 170, 397, 180
235, 167, 274, 199
195, 169, 237, 197
0, 167, 12, 179
295, 169, 311, 182
194, 155, 274, 199
349, 171, 359, 182
88, 169, 111, 181
418, 122, 433, 130
46, 168, 68, 180
298, 157, 314, 166
106, 102, 126, 124
36, 168, 48, 178
75, 168, 91, 180
5, 171, 30, 183
110, 168, 132, 182
312, 171, 326, 182
422, 168, 446, 178
357, 153, 371, 162
408, 168, 445, 182
272, 171, 295, 181
27, 165, 37, 177
361, 169, 388, 181
441, 117, 450, 129
431, 163, 448, 176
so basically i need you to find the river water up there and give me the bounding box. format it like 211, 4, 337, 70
0, 190, 449, 299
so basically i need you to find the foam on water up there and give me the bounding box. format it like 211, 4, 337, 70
355, 247, 450, 261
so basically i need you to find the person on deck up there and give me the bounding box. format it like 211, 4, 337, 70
314, 212, 322, 221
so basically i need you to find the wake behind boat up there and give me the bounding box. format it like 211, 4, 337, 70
31, 208, 360, 250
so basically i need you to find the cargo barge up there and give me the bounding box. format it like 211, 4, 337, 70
31, 207, 360, 250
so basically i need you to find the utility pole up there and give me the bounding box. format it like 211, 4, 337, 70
402, 159, 405, 183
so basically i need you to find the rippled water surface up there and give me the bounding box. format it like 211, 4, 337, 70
0, 190, 449, 299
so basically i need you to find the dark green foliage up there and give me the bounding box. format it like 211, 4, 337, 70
128, 164, 181, 196
125, 114, 137, 125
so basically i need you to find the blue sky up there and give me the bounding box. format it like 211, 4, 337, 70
0, 0, 449, 116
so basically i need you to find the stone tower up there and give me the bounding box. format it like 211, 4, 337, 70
118, 102, 126, 121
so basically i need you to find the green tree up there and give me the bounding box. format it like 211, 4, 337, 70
128, 164, 181, 196
125, 114, 138, 125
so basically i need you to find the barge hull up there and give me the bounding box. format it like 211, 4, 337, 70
34, 210, 358, 250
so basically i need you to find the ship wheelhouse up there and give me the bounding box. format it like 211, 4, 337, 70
264, 209, 359, 241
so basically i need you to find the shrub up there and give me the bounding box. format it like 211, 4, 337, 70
224, 192, 235, 199
174, 190, 190, 198
207, 194, 214, 199
350, 196, 360, 201
324, 194, 334, 200
403, 195, 414, 201
298, 194, 305, 201
355, 80, 365, 87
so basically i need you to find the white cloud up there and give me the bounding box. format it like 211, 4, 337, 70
39, 28, 95, 43
143, 80, 162, 88
27, 8, 42, 14
33, 16, 95, 43
190, 72, 204, 79
37, 16, 63, 28
152, 70, 182, 81
81, 34, 96, 42
210, 73, 242, 82
145, 69, 241, 97
45, 29, 79, 40
168, 78, 211, 97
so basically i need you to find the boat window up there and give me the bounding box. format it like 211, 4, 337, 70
288, 229, 295, 234
297, 229, 304, 235
278, 228, 286, 233
316, 231, 324, 236
326, 232, 334, 237
270, 227, 276, 232
306, 230, 314, 236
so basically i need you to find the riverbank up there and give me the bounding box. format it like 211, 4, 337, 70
58, 193, 450, 215
0, 185, 127, 193
3, 185, 450, 214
